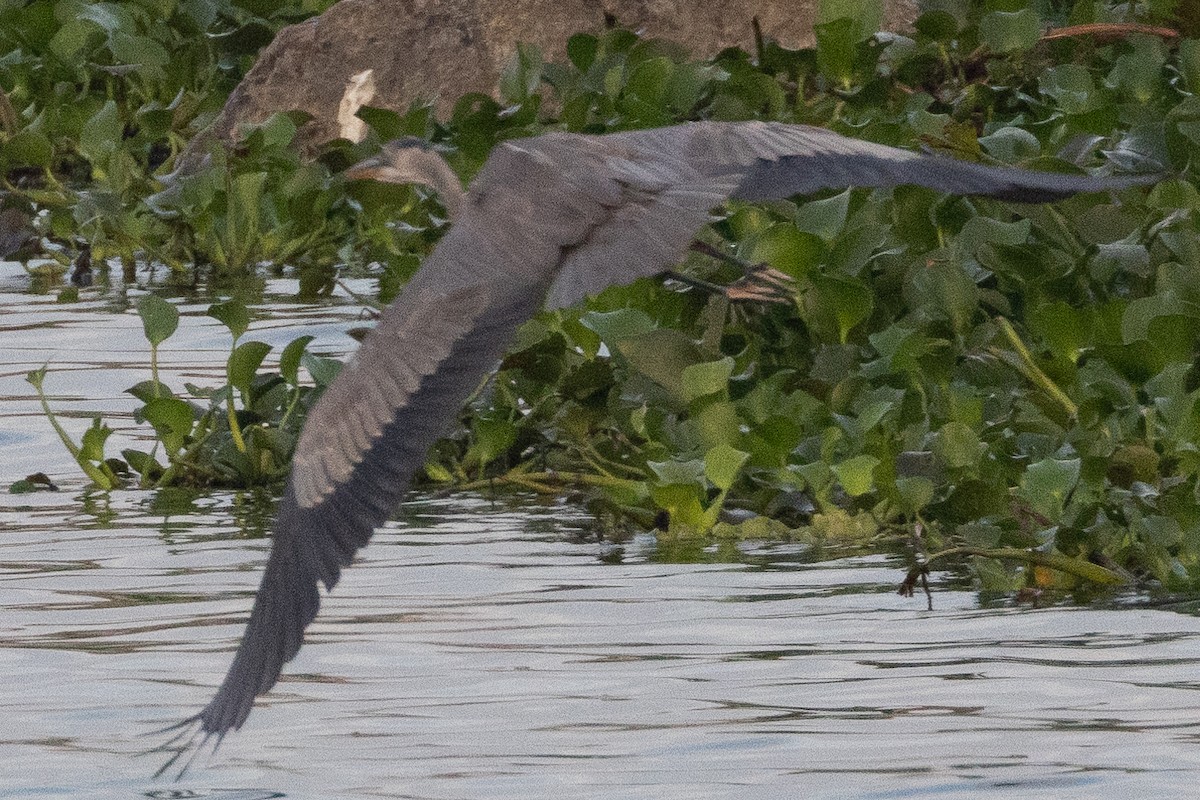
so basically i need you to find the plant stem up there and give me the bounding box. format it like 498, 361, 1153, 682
925, 545, 1126, 585
449, 469, 641, 494
992, 317, 1078, 418
150, 342, 161, 398
227, 394, 247, 453
29, 372, 115, 489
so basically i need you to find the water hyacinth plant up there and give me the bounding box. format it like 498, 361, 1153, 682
10, 0, 1200, 598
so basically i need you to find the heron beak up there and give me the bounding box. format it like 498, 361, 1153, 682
343, 155, 389, 182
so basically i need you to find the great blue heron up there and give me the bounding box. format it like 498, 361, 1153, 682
156, 120, 1154, 774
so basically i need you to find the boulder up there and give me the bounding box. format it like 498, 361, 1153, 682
200, 0, 917, 151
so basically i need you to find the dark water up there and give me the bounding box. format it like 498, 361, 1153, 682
3, 264, 1200, 799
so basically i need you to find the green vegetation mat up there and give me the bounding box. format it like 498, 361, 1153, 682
5, 0, 1200, 598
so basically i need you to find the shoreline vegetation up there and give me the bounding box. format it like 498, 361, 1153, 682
5, 0, 1200, 598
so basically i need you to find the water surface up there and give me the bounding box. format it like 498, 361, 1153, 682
3, 263, 1200, 799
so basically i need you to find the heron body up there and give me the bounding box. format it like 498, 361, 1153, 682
159, 121, 1153, 771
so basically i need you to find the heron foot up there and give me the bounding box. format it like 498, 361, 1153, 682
687, 240, 795, 305
723, 263, 795, 305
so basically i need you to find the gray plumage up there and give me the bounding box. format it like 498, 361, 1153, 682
156, 121, 1153, 773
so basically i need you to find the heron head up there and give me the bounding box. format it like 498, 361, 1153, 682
344, 138, 435, 182
344, 138, 465, 219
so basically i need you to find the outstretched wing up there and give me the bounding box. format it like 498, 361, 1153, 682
712, 121, 1156, 202
156, 279, 542, 772
158, 144, 613, 771
543, 120, 1154, 307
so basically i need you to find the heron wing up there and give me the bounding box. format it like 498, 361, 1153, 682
694, 120, 1155, 202
166, 144, 612, 760
538, 135, 742, 309
178, 279, 541, 742
540, 121, 1151, 309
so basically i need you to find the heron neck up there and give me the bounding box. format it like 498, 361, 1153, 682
421, 158, 465, 220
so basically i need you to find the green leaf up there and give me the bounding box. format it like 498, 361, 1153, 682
979, 9, 1040, 54
280, 335, 314, 386
815, 17, 860, 86
817, 0, 883, 37
648, 458, 707, 486
1121, 293, 1187, 344
579, 308, 656, 344
142, 397, 194, 455
934, 422, 982, 470
1039, 64, 1098, 116
1029, 301, 1092, 363
908, 257, 978, 336
743, 224, 823, 278
808, 273, 873, 343
246, 113, 298, 150
705, 443, 749, 491
978, 126, 1041, 163
48, 18, 102, 62
1181, 39, 1200, 94
626, 57, 673, 107
693, 400, 742, 450
25, 366, 47, 391
137, 295, 179, 346
727, 205, 775, 240
126, 380, 174, 404
1104, 37, 1167, 105
681, 357, 734, 403
957, 216, 1031, 253
301, 353, 343, 388
650, 482, 709, 532
208, 299, 250, 340
832, 454, 879, 496
109, 31, 169, 69
357, 105, 404, 140
227, 341, 272, 401
617, 328, 705, 404
3, 129, 53, 168
499, 43, 543, 104
80, 417, 112, 462
1018, 457, 1081, 521
468, 416, 517, 468
894, 476, 934, 513
914, 10, 958, 41
121, 448, 163, 478
566, 33, 598, 71
424, 460, 454, 483
79, 100, 121, 162
793, 190, 851, 240
77, 2, 129, 32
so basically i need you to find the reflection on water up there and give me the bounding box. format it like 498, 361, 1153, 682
4, 263, 1200, 798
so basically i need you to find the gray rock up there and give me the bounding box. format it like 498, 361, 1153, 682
197, 0, 918, 152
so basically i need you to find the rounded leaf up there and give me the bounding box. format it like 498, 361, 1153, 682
208, 299, 250, 341
137, 295, 179, 346
744, 224, 824, 279
832, 454, 880, 497
227, 341, 272, 399
142, 397, 194, 454
705, 443, 750, 491
280, 335, 315, 386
